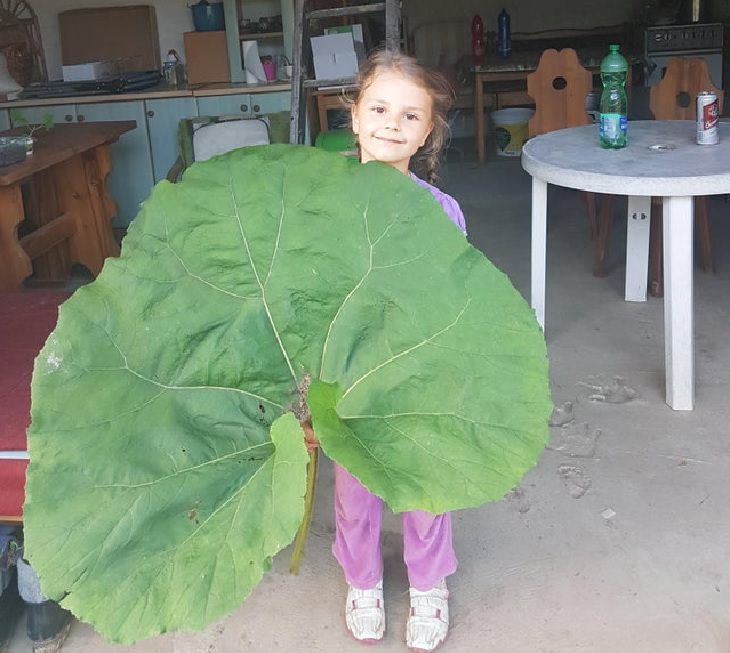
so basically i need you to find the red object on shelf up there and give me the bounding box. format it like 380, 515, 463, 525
471, 14, 484, 61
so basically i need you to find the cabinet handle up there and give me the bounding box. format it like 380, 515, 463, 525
65, 114, 73, 122
240, 104, 248, 112
252, 104, 260, 113
146, 110, 155, 118
77, 114, 85, 122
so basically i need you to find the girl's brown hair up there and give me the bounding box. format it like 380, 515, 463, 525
344, 49, 454, 184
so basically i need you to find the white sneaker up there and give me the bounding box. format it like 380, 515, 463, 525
345, 580, 385, 643
406, 579, 449, 652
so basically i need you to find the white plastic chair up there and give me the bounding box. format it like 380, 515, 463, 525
166, 116, 271, 182
192, 117, 270, 162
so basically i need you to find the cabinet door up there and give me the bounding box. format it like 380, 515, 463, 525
196, 94, 252, 117
250, 91, 290, 116
145, 97, 197, 183
0, 109, 9, 131
80, 101, 155, 228
9, 104, 76, 127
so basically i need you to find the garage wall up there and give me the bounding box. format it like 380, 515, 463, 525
33, 0, 642, 80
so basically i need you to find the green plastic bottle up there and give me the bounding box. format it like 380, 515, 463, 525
599, 44, 628, 149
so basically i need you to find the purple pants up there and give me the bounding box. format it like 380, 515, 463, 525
332, 464, 457, 591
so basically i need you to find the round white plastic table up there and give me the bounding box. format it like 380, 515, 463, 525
522, 120, 730, 411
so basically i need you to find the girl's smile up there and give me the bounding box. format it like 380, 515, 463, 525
351, 70, 434, 174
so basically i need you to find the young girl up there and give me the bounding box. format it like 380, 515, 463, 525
334, 50, 467, 652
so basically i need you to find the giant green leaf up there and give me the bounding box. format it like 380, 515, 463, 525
25, 144, 550, 643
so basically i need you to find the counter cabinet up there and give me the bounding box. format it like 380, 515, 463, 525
4, 90, 290, 227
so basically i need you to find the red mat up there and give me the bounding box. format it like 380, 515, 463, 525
0, 293, 69, 521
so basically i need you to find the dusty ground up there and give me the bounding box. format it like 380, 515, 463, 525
7, 146, 730, 652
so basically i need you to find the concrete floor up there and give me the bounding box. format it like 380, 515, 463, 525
7, 141, 730, 652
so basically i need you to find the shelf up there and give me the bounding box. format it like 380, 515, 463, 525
240, 31, 284, 41
307, 3, 386, 20
303, 77, 356, 89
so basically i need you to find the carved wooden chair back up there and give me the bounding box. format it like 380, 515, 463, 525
527, 48, 592, 137
649, 57, 723, 121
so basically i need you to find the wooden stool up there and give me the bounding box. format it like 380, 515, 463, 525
309, 87, 353, 142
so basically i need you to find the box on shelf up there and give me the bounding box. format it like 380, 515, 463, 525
62, 61, 116, 82
184, 31, 230, 84
59, 6, 161, 73
311, 32, 364, 80
323, 24, 366, 60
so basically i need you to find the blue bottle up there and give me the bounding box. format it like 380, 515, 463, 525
497, 9, 511, 57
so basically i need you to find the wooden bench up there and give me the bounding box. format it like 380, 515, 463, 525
0, 121, 134, 292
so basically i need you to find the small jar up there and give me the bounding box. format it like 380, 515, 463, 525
18, 134, 34, 155
162, 49, 184, 87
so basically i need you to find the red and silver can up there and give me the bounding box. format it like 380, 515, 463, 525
696, 91, 720, 145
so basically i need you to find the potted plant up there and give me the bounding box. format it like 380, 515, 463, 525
8, 110, 54, 155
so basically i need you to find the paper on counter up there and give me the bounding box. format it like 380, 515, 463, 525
242, 40, 266, 84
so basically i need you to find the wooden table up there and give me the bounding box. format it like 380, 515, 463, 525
522, 120, 730, 411
0, 121, 136, 291
473, 50, 632, 164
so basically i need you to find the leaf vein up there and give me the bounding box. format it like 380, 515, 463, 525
161, 204, 257, 300
320, 197, 373, 377
264, 175, 286, 288
228, 166, 297, 383
95, 442, 271, 489
341, 299, 472, 400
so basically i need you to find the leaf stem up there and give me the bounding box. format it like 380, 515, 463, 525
289, 447, 318, 575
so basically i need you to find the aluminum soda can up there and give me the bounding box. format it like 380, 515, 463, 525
696, 91, 719, 145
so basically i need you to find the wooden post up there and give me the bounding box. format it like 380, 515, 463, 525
385, 0, 400, 52
290, 0, 306, 144
0, 186, 32, 291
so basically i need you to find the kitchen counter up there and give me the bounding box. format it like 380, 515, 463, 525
0, 81, 292, 227
0, 81, 291, 108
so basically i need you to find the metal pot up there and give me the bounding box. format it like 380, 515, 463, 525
190, 1, 225, 32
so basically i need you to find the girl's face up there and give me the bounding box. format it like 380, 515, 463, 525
351, 70, 434, 174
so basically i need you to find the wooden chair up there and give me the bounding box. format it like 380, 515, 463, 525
648, 57, 722, 296
527, 48, 614, 276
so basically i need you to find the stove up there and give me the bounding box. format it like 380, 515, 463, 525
644, 22, 725, 88
646, 22, 724, 55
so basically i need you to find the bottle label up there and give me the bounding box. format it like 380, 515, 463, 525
599, 113, 627, 141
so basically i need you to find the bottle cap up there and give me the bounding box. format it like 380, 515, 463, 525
600, 44, 627, 74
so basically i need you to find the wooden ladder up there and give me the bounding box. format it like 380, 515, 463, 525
289, 0, 401, 144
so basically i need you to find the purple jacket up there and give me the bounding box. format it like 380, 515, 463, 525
411, 174, 467, 235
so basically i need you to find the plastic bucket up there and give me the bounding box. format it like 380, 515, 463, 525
191, 2, 225, 32
314, 130, 358, 157
492, 108, 534, 156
